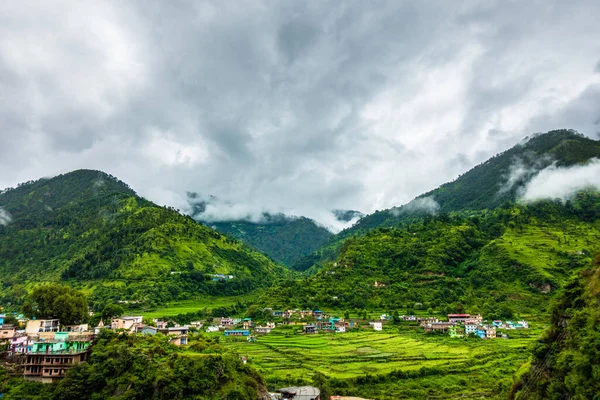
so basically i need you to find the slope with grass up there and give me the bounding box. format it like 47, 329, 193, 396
0, 170, 288, 309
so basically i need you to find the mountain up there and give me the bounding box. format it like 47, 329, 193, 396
346, 129, 600, 234
202, 215, 333, 268
510, 257, 600, 399
291, 129, 600, 274
0, 170, 288, 308
187, 194, 335, 268
261, 193, 600, 315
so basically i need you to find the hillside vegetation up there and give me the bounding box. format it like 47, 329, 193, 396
510, 256, 600, 399
261, 193, 600, 316
0, 170, 288, 309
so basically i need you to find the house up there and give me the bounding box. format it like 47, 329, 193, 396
303, 324, 317, 334
25, 319, 60, 335
205, 326, 219, 333
423, 322, 454, 333
517, 320, 529, 329
189, 321, 204, 328
300, 310, 313, 318
312, 310, 324, 319
335, 325, 346, 333
224, 330, 250, 337
63, 324, 89, 333
0, 314, 5, 325
24, 332, 92, 383
220, 318, 234, 327
254, 326, 272, 335
0, 325, 17, 340
476, 326, 497, 339
276, 386, 320, 400
372, 321, 382, 331
447, 314, 471, 323
273, 311, 284, 318
373, 281, 386, 287
492, 320, 503, 327
111, 316, 143, 331
242, 318, 254, 329
283, 310, 292, 318
10, 334, 30, 353
155, 320, 168, 329
158, 326, 188, 345
403, 315, 417, 321
137, 325, 158, 335
465, 324, 478, 335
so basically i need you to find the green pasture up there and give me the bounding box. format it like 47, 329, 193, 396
217, 326, 542, 399
139, 295, 253, 318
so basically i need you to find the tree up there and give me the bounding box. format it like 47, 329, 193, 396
25, 284, 88, 326
101, 304, 124, 321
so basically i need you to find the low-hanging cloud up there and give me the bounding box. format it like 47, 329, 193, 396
392, 196, 440, 216
0, 207, 12, 226
520, 159, 600, 202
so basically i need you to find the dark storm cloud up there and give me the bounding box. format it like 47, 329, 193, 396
1, 1, 600, 230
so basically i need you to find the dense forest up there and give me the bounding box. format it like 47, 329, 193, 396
0, 170, 288, 309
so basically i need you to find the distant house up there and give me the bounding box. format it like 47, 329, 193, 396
220, 318, 233, 327
403, 315, 417, 321
63, 324, 89, 333
476, 326, 496, 339
158, 326, 188, 345
254, 326, 272, 335
300, 310, 313, 318
312, 310, 324, 319
242, 318, 253, 329
276, 386, 320, 400
0, 325, 17, 340
517, 320, 529, 329
373, 281, 386, 288
0, 314, 5, 325
465, 324, 478, 335
372, 321, 382, 331
335, 325, 346, 333
25, 319, 60, 334
423, 322, 454, 333
189, 321, 204, 328
111, 316, 143, 331
224, 330, 250, 337
492, 320, 503, 327
272, 311, 284, 318
137, 325, 158, 335
447, 314, 471, 323
303, 324, 317, 334
205, 326, 219, 333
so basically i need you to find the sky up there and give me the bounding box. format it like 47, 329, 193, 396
1, 1, 600, 229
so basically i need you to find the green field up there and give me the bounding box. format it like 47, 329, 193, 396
139, 295, 253, 318
216, 325, 543, 399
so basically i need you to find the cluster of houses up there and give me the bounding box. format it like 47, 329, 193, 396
0, 313, 191, 383
421, 314, 529, 339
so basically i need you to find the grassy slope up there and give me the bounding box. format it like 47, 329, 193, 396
0, 170, 288, 307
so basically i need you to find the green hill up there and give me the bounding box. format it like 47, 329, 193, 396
0, 170, 288, 309
510, 256, 600, 399
200, 214, 333, 268
261, 193, 600, 315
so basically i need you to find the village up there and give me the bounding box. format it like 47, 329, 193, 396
200, 309, 530, 341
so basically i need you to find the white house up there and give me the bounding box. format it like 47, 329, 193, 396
465, 324, 478, 335
205, 326, 219, 333
372, 321, 382, 331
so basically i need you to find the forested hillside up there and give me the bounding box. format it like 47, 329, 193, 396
510, 255, 600, 399
0, 170, 288, 308
261, 193, 600, 316
202, 214, 333, 268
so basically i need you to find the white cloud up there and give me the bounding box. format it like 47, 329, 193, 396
0, 207, 12, 226
1, 1, 600, 226
520, 159, 600, 202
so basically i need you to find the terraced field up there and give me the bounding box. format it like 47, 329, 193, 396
219, 326, 543, 399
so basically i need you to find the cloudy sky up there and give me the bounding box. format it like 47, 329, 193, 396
1, 1, 599, 228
